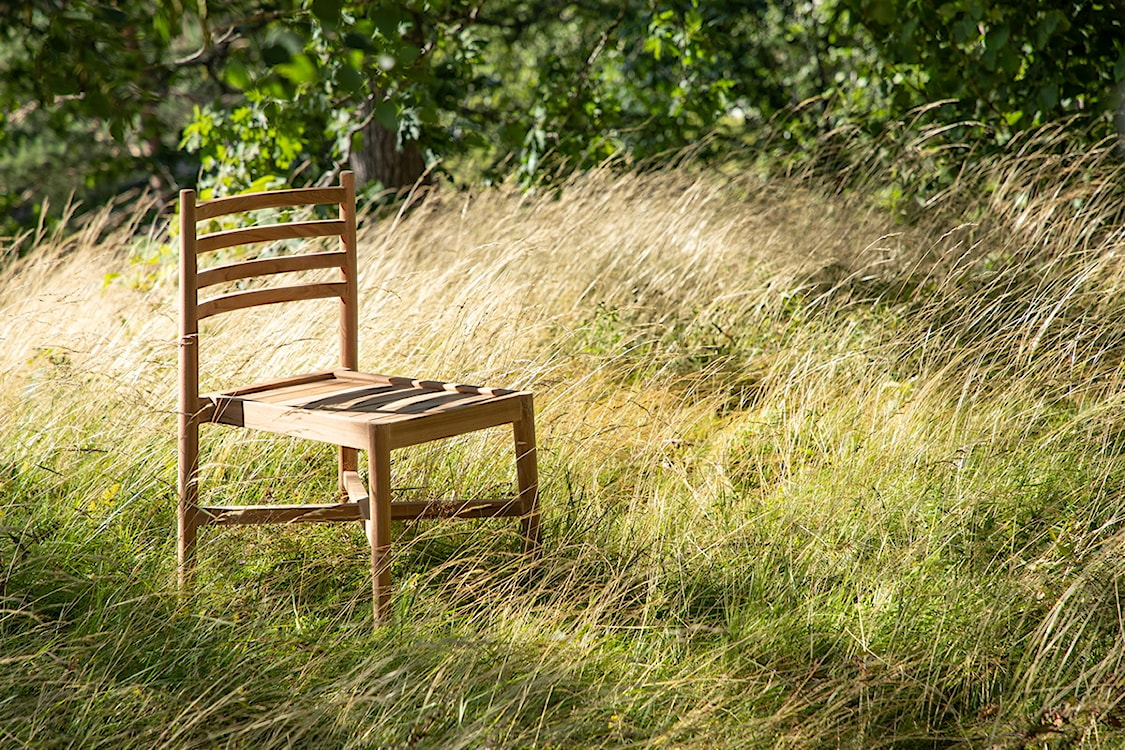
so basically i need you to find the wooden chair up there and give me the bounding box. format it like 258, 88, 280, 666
178, 171, 540, 622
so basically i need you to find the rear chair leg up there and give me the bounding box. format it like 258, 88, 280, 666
177, 507, 198, 589
338, 446, 358, 493
178, 414, 200, 589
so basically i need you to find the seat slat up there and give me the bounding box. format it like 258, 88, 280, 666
197, 251, 347, 288
198, 282, 346, 319
244, 380, 379, 404
195, 187, 347, 220
197, 220, 347, 254
271, 386, 489, 414
333, 370, 519, 397
214, 371, 338, 399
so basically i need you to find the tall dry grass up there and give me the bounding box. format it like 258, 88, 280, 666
2, 127, 1125, 748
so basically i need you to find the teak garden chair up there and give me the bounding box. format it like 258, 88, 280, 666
178, 171, 540, 622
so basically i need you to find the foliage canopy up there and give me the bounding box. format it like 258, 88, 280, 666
0, 0, 1122, 241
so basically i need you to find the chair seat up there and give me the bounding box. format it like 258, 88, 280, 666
207, 370, 529, 451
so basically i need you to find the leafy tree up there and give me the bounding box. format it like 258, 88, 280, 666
1, 0, 788, 235
2, 0, 1123, 248
0, 0, 266, 236
841, 0, 1125, 138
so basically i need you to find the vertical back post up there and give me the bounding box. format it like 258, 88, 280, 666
178, 189, 201, 585
339, 170, 359, 371
337, 171, 361, 480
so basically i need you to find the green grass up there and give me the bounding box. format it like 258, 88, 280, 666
3, 130, 1125, 748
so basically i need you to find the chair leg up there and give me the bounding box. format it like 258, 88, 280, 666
338, 446, 358, 492
367, 429, 393, 623
513, 397, 541, 556
339, 446, 366, 530
177, 414, 200, 588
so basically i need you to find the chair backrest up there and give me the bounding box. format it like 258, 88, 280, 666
179, 171, 359, 416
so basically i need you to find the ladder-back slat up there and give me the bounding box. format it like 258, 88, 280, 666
179, 170, 358, 399
195, 187, 348, 221
198, 282, 348, 320
196, 220, 347, 254
197, 251, 348, 289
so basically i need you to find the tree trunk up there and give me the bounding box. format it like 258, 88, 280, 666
349, 99, 426, 190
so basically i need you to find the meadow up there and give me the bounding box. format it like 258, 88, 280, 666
2, 130, 1125, 748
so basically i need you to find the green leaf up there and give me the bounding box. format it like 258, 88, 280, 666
344, 32, 375, 51
1037, 84, 1058, 112
152, 10, 173, 42
952, 19, 977, 46
373, 100, 397, 130
94, 6, 127, 24
310, 0, 343, 23
369, 6, 402, 37
85, 89, 108, 120
985, 25, 1010, 53
392, 45, 420, 67
276, 54, 319, 86
223, 60, 253, 90
262, 44, 292, 67
336, 64, 366, 96
869, 0, 895, 26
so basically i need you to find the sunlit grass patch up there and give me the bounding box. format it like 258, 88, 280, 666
2, 130, 1125, 746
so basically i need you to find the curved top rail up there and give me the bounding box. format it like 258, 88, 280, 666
195, 186, 347, 221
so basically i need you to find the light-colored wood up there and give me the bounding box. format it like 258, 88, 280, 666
176, 170, 540, 625
178, 189, 200, 588
337, 171, 361, 498
208, 376, 525, 451
202, 502, 364, 524
243, 380, 374, 404
214, 371, 337, 398
195, 186, 347, 220
514, 395, 542, 554
196, 220, 348, 254
197, 251, 347, 288
210, 395, 374, 449
197, 282, 347, 320
385, 397, 524, 449
342, 470, 369, 518
339, 171, 359, 372
334, 370, 520, 397
368, 427, 393, 622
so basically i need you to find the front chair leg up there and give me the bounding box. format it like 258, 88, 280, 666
367, 428, 393, 623
513, 397, 541, 556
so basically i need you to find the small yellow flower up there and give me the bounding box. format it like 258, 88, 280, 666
87, 483, 121, 514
